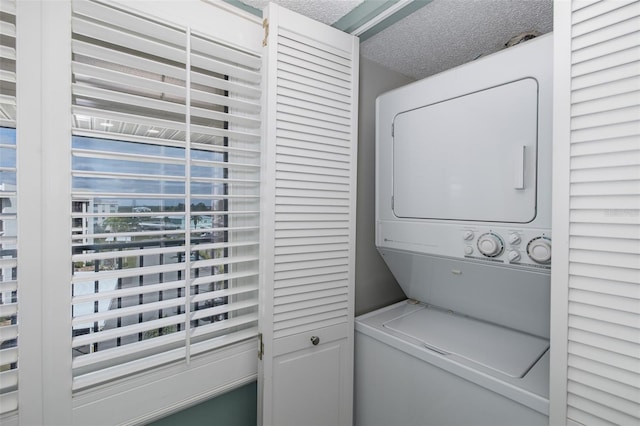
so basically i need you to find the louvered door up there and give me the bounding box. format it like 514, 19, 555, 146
552, 1, 640, 425
259, 4, 359, 426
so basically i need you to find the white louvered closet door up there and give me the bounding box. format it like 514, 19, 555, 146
259, 4, 359, 426
554, 1, 640, 425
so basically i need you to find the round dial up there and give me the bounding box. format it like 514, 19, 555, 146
463, 230, 475, 241
477, 233, 504, 257
527, 237, 552, 264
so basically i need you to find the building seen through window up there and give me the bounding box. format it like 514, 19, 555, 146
0, 127, 17, 368
71, 135, 231, 357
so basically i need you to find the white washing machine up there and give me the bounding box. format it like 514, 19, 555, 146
356, 34, 553, 425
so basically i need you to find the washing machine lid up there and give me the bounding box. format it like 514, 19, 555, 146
383, 305, 548, 378
392, 78, 539, 223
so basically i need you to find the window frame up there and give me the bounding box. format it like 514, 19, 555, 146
11, 1, 263, 425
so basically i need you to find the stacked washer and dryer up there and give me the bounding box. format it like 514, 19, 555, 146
355, 34, 553, 426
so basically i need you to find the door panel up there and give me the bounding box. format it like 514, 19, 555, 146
259, 4, 359, 426
272, 328, 351, 426
393, 78, 539, 223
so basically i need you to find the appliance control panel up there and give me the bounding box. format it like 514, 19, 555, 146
461, 227, 551, 269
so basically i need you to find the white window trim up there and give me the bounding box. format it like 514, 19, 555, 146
549, 1, 572, 424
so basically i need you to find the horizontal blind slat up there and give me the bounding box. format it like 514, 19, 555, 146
569, 341, 640, 376
72, 313, 186, 347
0, 389, 17, 415
567, 380, 640, 421
572, 0, 637, 25
72, 16, 185, 64
571, 105, 640, 130
278, 31, 351, 63
0, 369, 17, 391
273, 315, 347, 340
191, 52, 260, 84
569, 314, 640, 343
191, 299, 258, 322
72, 297, 187, 326
573, 6, 640, 45
570, 274, 640, 299
569, 248, 640, 268
572, 90, 640, 117
571, 147, 640, 168
72, 279, 185, 304
572, 75, 640, 105
189, 315, 258, 342
569, 328, 639, 358
0, 347, 17, 366
573, 31, 640, 64
571, 46, 640, 77
567, 406, 618, 426
189, 269, 259, 287
190, 284, 258, 304
569, 299, 639, 326
570, 235, 640, 253
0, 280, 17, 293
569, 353, 640, 388
190, 34, 260, 70
570, 261, 640, 284
274, 264, 349, 283
274, 279, 347, 298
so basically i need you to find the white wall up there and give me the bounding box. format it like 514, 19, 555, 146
355, 57, 413, 316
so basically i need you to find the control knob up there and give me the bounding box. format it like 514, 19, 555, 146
477, 233, 504, 257
463, 231, 474, 241
527, 237, 552, 264
507, 250, 521, 262
508, 233, 521, 245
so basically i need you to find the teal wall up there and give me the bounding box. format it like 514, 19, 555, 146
148, 381, 257, 426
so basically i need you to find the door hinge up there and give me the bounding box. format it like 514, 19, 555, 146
262, 19, 269, 47
391, 123, 394, 138
258, 332, 264, 360
391, 196, 394, 210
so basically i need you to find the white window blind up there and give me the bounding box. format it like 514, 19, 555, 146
0, 0, 17, 415
70, 0, 260, 391
567, 1, 640, 424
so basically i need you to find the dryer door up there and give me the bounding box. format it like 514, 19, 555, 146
392, 78, 539, 223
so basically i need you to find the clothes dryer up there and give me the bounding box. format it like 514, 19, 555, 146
356, 34, 553, 425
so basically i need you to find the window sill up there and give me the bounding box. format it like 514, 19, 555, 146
72, 338, 258, 426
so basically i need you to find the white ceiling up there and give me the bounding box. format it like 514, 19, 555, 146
362, 0, 553, 80
239, 0, 364, 25
237, 0, 553, 80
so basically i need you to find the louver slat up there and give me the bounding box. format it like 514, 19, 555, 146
566, 2, 640, 425
573, 5, 640, 45
569, 353, 640, 388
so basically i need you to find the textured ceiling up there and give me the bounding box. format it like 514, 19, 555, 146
235, 0, 553, 81
239, 0, 363, 25
361, 0, 553, 80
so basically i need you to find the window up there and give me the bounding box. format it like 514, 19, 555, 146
0, 0, 17, 415
70, 0, 261, 391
